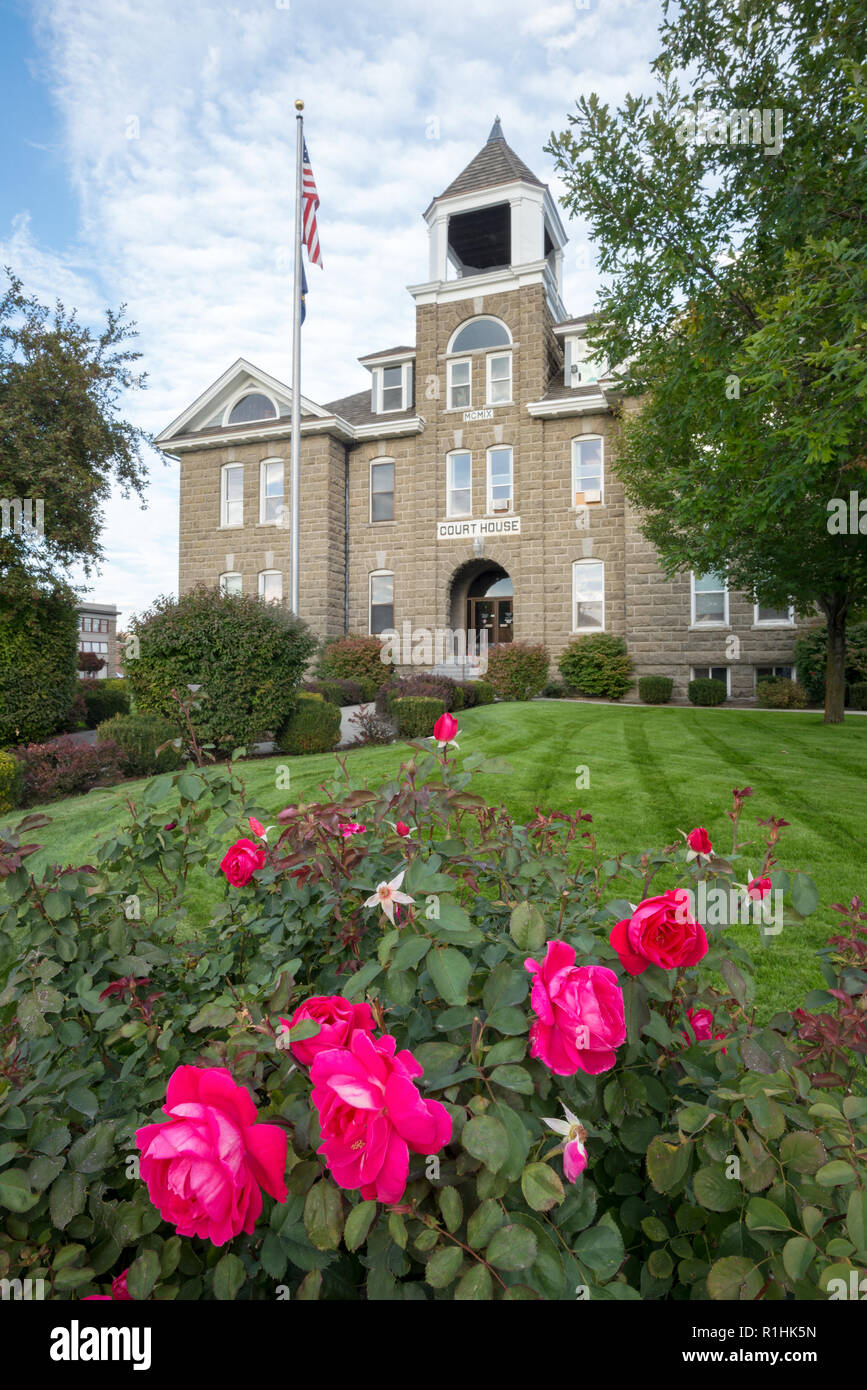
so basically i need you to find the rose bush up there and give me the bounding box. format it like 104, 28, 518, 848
0, 730, 865, 1301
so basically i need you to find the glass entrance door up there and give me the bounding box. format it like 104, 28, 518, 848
467, 597, 513, 646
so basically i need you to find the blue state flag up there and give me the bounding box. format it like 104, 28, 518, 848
300, 260, 308, 325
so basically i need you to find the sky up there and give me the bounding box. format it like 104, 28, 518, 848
0, 0, 663, 626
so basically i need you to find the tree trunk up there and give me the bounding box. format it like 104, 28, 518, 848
822, 599, 848, 724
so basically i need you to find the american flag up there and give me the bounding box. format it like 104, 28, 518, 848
302, 140, 322, 267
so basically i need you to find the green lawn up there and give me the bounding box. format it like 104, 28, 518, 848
15, 702, 867, 1017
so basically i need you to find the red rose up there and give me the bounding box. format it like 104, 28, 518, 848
686, 827, 712, 855
683, 1007, 727, 1052
747, 877, 772, 899
220, 837, 266, 887
610, 889, 709, 976
433, 712, 458, 743
395, 821, 410, 837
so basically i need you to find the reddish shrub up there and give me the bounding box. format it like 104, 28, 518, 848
14, 736, 125, 806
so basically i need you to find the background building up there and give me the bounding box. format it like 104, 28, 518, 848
76, 601, 120, 678
157, 121, 805, 699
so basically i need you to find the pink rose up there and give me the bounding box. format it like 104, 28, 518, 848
686, 826, 713, 855
524, 941, 626, 1076
610, 889, 709, 976
563, 1137, 588, 1183
249, 816, 266, 838
433, 712, 458, 743
220, 837, 266, 887
683, 1007, 728, 1052
339, 822, 366, 837
747, 876, 772, 899
310, 1031, 452, 1204
82, 1268, 131, 1300
279, 994, 376, 1067
136, 1066, 287, 1246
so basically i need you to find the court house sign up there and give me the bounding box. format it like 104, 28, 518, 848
437, 516, 521, 539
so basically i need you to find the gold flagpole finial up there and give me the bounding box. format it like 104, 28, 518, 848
295, 99, 304, 112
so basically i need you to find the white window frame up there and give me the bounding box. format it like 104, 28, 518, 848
446, 450, 473, 518
753, 601, 795, 627
754, 664, 796, 689
258, 569, 283, 604
572, 559, 605, 633
485, 351, 512, 406
447, 316, 512, 356
221, 463, 244, 528
690, 570, 729, 627
220, 572, 242, 596
447, 357, 472, 411
486, 446, 514, 515
369, 570, 395, 636
259, 458, 285, 526
691, 665, 731, 694
375, 362, 412, 414
571, 435, 605, 506
222, 388, 280, 427
369, 457, 395, 524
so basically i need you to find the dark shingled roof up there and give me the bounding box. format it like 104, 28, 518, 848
538, 379, 610, 405
434, 120, 544, 202
321, 390, 417, 429
358, 345, 416, 362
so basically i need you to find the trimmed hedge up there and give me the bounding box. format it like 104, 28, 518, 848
393, 696, 445, 738
276, 692, 341, 755
126, 587, 316, 748
97, 713, 185, 777
14, 735, 125, 806
756, 677, 808, 709
0, 749, 22, 813
485, 642, 550, 701
638, 675, 674, 705
302, 678, 364, 708
688, 677, 727, 706
558, 633, 633, 701
0, 577, 79, 745
376, 674, 462, 718
472, 680, 496, 705
317, 635, 391, 701
850, 681, 867, 711
81, 678, 131, 728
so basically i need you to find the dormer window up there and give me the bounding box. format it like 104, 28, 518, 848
227, 392, 278, 425
382, 366, 403, 411
564, 335, 601, 389
371, 362, 413, 414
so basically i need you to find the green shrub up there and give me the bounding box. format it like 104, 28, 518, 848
97, 712, 185, 776
485, 642, 550, 701
81, 678, 131, 728
688, 677, 727, 706
376, 674, 461, 718
756, 678, 808, 709
0, 575, 79, 745
558, 634, 632, 700
638, 675, 674, 705
472, 680, 496, 705
318, 635, 391, 701
302, 678, 364, 708
0, 749, 22, 813
126, 586, 316, 748
849, 680, 867, 710
392, 695, 445, 738
793, 622, 867, 703
276, 692, 341, 755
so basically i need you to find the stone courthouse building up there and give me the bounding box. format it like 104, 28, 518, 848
157, 120, 804, 698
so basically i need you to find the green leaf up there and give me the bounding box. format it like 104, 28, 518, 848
791, 873, 819, 916
66, 1085, 99, 1120
646, 1135, 692, 1193
846, 1190, 867, 1254
779, 1131, 825, 1174
390, 936, 431, 972
0, 1168, 38, 1212
487, 1224, 538, 1271
341, 959, 382, 1002
126, 1249, 160, 1299
707, 1256, 762, 1301
296, 1269, 322, 1300
485, 1006, 528, 1035
740, 1037, 777, 1074
509, 902, 547, 953
49, 1171, 87, 1229
438, 1186, 463, 1233
427, 947, 472, 1006
188, 1001, 236, 1033
641, 1216, 669, 1242
746, 1196, 790, 1231
462, 1114, 510, 1173
485, 1039, 526, 1066
213, 1252, 246, 1300
521, 1162, 565, 1213
648, 1248, 673, 1279
693, 1164, 741, 1213
816, 1160, 857, 1187
783, 1236, 814, 1281
303, 1179, 344, 1250
482, 960, 529, 1014
68, 1121, 115, 1175
466, 1198, 506, 1250
454, 1264, 493, 1299
425, 1245, 463, 1288
573, 1222, 625, 1279
489, 1064, 534, 1095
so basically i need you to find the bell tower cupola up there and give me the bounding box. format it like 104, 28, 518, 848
412, 118, 568, 320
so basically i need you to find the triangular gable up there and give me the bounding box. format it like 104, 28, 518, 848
155, 357, 331, 443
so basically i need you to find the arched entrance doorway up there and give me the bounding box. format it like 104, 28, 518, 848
466, 567, 513, 647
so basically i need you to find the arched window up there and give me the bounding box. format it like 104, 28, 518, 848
227, 393, 277, 425
448, 316, 511, 355
467, 569, 513, 598
572, 559, 605, 632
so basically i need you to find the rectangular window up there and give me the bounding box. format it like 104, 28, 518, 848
221, 464, 243, 527
258, 571, 282, 603
486, 353, 512, 404
220, 573, 242, 596
487, 447, 513, 514
572, 437, 604, 505
692, 666, 730, 690
754, 602, 794, 625
447, 452, 472, 517
370, 461, 395, 522
381, 365, 404, 412
691, 571, 728, 626
755, 664, 794, 683
260, 460, 284, 524
81, 616, 91, 632
448, 359, 471, 410
370, 572, 394, 635
573, 560, 605, 631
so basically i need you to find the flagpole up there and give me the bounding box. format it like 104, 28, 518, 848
289, 98, 304, 616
